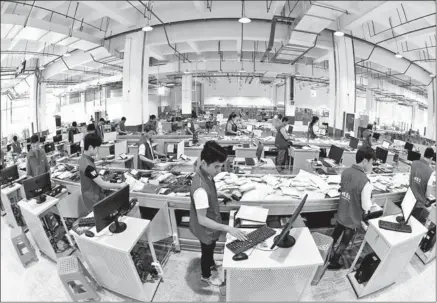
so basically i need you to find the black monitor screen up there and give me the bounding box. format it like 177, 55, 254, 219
70, 143, 81, 155
56, 130, 62, 135
44, 142, 55, 154
375, 147, 388, 163
328, 145, 344, 164
404, 142, 414, 151
407, 150, 421, 161
1, 165, 19, 185
349, 137, 359, 150
23, 172, 52, 200
94, 186, 130, 233
39, 136, 46, 143
26, 138, 31, 144
53, 135, 62, 143
55, 117, 61, 127
373, 132, 380, 140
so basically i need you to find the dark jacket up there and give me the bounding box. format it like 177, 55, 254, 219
337, 164, 369, 229
68, 128, 80, 143
189, 167, 222, 244
225, 120, 238, 136
275, 126, 289, 149
308, 123, 317, 139
410, 158, 433, 209
79, 154, 104, 212
11, 142, 22, 154
96, 124, 105, 140
26, 148, 50, 177
361, 129, 372, 148
138, 141, 155, 170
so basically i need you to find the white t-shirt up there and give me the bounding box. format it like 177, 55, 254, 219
193, 188, 209, 209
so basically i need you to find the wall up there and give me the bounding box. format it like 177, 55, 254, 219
294, 84, 330, 110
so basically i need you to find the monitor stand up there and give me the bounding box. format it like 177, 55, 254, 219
273, 234, 296, 248
109, 214, 127, 234
36, 195, 47, 204
396, 215, 406, 224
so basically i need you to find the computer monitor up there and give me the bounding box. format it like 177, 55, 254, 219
396, 188, 417, 224
70, 143, 81, 155
26, 138, 31, 143
105, 132, 117, 142
56, 130, 62, 135
73, 133, 83, 144
270, 194, 308, 249
1, 165, 19, 186
247, 125, 253, 132
382, 140, 390, 149
41, 130, 49, 137
53, 135, 62, 143
93, 185, 130, 234
23, 172, 52, 203
177, 140, 185, 159
328, 145, 344, 164
407, 150, 421, 161
44, 142, 55, 154
372, 132, 380, 140
39, 136, 46, 143
349, 137, 359, 150
375, 147, 388, 163
404, 142, 414, 151
288, 125, 293, 135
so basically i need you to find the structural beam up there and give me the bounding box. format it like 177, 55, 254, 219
80, 1, 139, 26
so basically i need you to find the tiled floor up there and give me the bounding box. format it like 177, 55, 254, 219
1, 217, 435, 302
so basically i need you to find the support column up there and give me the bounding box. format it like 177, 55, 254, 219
122, 31, 149, 127
182, 74, 193, 115
28, 73, 47, 134
365, 77, 376, 123
411, 104, 418, 131
284, 76, 294, 118
426, 79, 436, 140
329, 35, 356, 136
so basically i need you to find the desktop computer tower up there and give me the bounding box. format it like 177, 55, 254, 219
419, 224, 436, 253
354, 252, 381, 284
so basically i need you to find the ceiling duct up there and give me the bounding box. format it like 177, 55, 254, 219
271, 1, 344, 64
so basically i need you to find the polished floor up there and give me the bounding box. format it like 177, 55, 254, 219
1, 217, 435, 302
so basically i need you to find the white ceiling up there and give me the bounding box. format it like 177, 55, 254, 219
1, 0, 435, 104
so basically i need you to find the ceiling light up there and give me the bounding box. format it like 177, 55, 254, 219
184, 69, 190, 74
430, 73, 435, 78
239, 67, 245, 73
238, 17, 251, 23
334, 31, 344, 37
63, 53, 71, 57
142, 25, 153, 32
157, 86, 165, 95
39, 66, 45, 70
395, 53, 403, 59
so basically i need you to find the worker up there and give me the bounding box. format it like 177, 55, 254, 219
225, 113, 240, 136
328, 147, 376, 270
26, 134, 50, 177
79, 133, 126, 213
271, 114, 283, 131
117, 117, 127, 134
361, 124, 373, 148
138, 126, 166, 170
238, 108, 245, 119
275, 117, 293, 170
185, 118, 196, 135
409, 147, 436, 224
96, 118, 105, 141
307, 116, 319, 140
206, 114, 215, 133
11, 136, 22, 154
80, 124, 96, 151
68, 121, 80, 143
190, 141, 247, 286
144, 115, 157, 132
192, 109, 198, 119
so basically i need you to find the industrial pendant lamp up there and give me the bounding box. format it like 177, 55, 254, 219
334, 19, 344, 36
395, 53, 403, 59
430, 73, 435, 78
238, 0, 251, 23
142, 20, 153, 32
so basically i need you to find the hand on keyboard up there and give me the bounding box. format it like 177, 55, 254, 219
228, 227, 248, 241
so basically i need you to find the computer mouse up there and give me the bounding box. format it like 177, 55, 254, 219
232, 252, 248, 261
85, 231, 95, 237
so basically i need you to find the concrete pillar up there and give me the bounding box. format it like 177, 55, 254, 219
28, 74, 47, 133
81, 92, 86, 119
182, 74, 193, 115
284, 77, 294, 118
411, 104, 418, 131
426, 80, 436, 140
330, 35, 356, 135
122, 31, 149, 127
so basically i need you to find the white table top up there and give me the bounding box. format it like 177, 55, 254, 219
18, 195, 60, 216
1, 178, 25, 194
369, 215, 427, 246
78, 216, 150, 252
234, 158, 275, 168
223, 227, 323, 270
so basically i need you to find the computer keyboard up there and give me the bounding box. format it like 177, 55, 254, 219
245, 158, 255, 166
78, 217, 96, 227
378, 220, 412, 233
321, 159, 333, 168
226, 225, 276, 254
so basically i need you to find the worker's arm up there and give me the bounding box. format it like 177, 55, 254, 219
426, 172, 436, 200
44, 153, 50, 173
84, 165, 126, 190
26, 156, 32, 177
361, 181, 373, 213
193, 188, 246, 241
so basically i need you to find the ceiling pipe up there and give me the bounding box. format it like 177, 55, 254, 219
291, 34, 319, 65
90, 54, 123, 71
60, 57, 114, 77
260, 17, 277, 62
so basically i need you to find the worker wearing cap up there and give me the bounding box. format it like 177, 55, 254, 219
26, 134, 50, 177
79, 133, 126, 212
